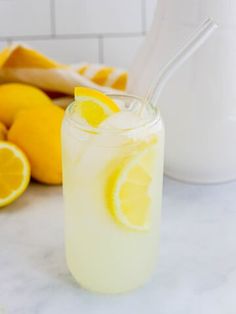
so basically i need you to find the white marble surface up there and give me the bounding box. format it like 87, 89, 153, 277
0, 177, 236, 314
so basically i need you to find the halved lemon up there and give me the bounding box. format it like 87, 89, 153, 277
107, 143, 157, 231
74, 87, 120, 127
0, 141, 30, 207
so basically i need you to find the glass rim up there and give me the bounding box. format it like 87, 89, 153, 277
64, 93, 161, 135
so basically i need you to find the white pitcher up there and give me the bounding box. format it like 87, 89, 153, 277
129, 0, 236, 183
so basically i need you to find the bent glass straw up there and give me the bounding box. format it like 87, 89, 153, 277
143, 18, 218, 111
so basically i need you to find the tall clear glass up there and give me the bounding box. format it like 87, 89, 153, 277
62, 95, 165, 293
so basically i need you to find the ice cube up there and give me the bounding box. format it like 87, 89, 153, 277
100, 111, 144, 130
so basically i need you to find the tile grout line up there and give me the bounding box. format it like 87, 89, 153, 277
0, 32, 144, 42
50, 0, 56, 37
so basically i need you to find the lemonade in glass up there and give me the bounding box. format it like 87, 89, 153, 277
62, 88, 164, 293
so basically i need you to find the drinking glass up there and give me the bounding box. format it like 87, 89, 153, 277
62, 94, 165, 293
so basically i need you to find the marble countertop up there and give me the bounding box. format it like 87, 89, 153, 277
0, 177, 235, 314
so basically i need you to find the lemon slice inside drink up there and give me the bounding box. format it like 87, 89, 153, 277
0, 141, 30, 207
107, 142, 157, 231
74, 87, 120, 127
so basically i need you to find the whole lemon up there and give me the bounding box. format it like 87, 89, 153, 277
8, 106, 64, 184
0, 122, 7, 140
0, 83, 53, 127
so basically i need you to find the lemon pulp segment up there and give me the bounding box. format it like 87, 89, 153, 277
74, 87, 120, 127
0, 141, 30, 207
106, 143, 157, 231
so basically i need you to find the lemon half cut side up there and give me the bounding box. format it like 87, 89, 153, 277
107, 143, 157, 231
74, 87, 120, 127
0, 141, 30, 207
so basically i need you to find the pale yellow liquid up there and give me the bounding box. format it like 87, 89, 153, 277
62, 110, 164, 293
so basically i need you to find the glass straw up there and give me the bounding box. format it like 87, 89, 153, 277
142, 18, 218, 112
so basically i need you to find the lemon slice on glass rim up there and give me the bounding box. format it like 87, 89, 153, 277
0, 141, 30, 207
74, 87, 120, 128
106, 142, 157, 231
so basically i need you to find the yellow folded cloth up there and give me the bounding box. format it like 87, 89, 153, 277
0, 44, 127, 95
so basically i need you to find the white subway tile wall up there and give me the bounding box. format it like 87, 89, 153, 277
55, 0, 143, 35
21, 38, 100, 64
0, 0, 157, 68
0, 0, 52, 37
103, 36, 144, 68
